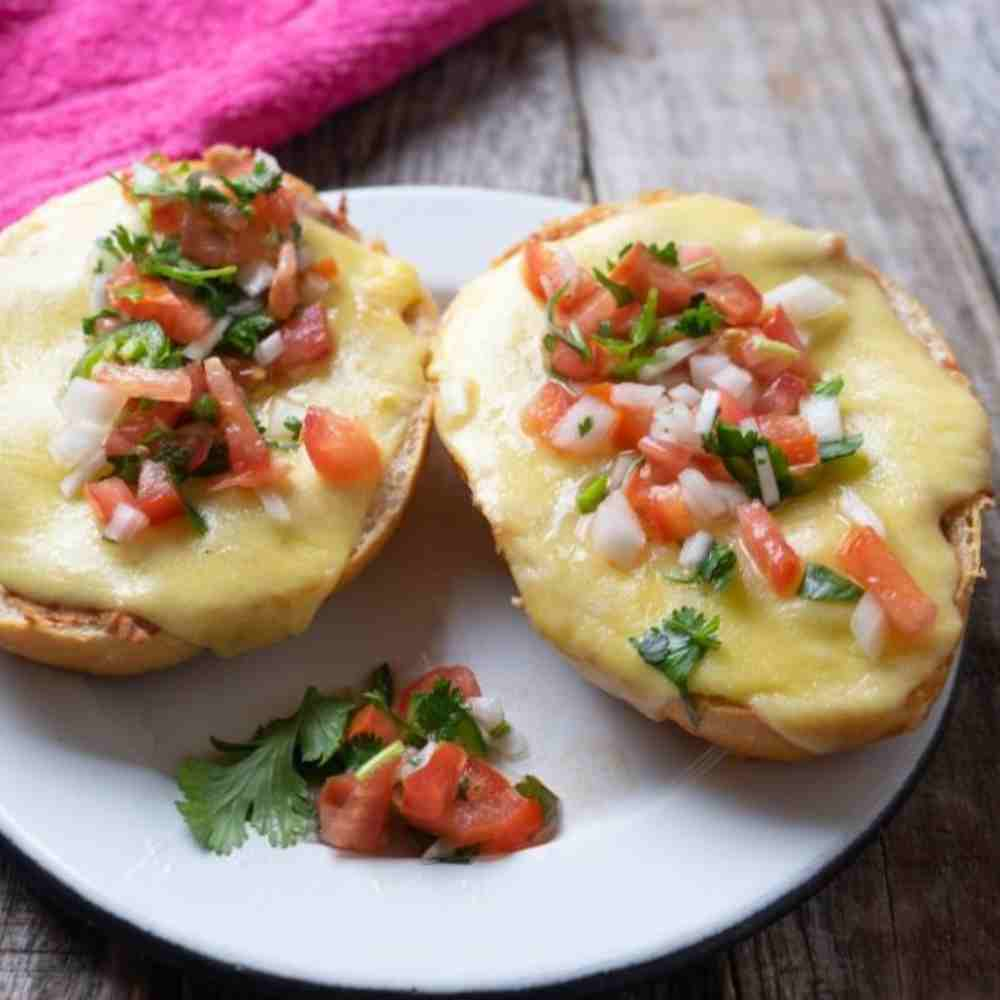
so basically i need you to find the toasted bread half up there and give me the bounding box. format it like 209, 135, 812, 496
433, 190, 992, 759
0, 171, 436, 676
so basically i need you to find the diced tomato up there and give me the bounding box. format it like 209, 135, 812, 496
106, 261, 213, 345
272, 303, 333, 373
150, 199, 186, 235
435, 757, 543, 854
837, 527, 938, 635
267, 240, 299, 322
638, 437, 695, 484
169, 422, 216, 473
346, 704, 400, 744
756, 372, 809, 415
548, 338, 613, 381
704, 274, 763, 325
610, 243, 695, 315
252, 187, 297, 233
717, 388, 750, 424
398, 742, 468, 828
104, 401, 185, 456
691, 451, 733, 482
521, 381, 576, 438
679, 244, 722, 280
521, 237, 584, 304
757, 414, 819, 467
606, 301, 642, 336
203, 356, 270, 475
567, 286, 618, 337
396, 666, 482, 718
625, 467, 696, 542
737, 501, 803, 596
135, 460, 184, 524
760, 307, 816, 381
318, 758, 399, 854
93, 363, 192, 403
84, 477, 136, 524
722, 327, 801, 383
522, 237, 556, 300
302, 406, 381, 486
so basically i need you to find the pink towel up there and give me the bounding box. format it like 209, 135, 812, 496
0, 0, 532, 226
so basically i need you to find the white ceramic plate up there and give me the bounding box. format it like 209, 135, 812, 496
0, 187, 959, 995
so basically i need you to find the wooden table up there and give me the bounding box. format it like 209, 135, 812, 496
3, 2, 997, 996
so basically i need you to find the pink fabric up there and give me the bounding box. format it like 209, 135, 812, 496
0, 0, 531, 225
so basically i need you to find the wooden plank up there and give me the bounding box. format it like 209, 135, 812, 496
276, 0, 583, 198
567, 1, 1000, 998
884, 0, 1000, 293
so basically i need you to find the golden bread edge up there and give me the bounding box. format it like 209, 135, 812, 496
443, 189, 993, 759
0, 200, 438, 676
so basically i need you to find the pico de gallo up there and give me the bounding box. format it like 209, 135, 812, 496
177, 663, 558, 861
520, 236, 938, 685
48, 146, 382, 542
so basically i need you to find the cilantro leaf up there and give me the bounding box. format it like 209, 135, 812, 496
630, 607, 720, 700
177, 713, 313, 855
338, 734, 385, 773
819, 434, 864, 462
648, 241, 679, 266
578, 415, 594, 437
220, 151, 283, 204
409, 680, 487, 756
221, 313, 274, 356
71, 320, 182, 378
698, 542, 737, 592
366, 663, 395, 708
703, 421, 793, 500
284, 416, 303, 441
82, 308, 120, 337
813, 375, 845, 397
798, 564, 863, 602
515, 775, 560, 827
192, 393, 219, 423
673, 295, 724, 338
592, 266, 634, 306
298, 688, 356, 766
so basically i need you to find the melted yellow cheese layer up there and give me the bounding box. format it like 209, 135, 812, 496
432, 194, 990, 752
0, 179, 429, 655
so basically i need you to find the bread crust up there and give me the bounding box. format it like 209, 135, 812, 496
0, 196, 436, 677
444, 189, 992, 759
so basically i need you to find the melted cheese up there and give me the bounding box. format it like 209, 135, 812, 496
432, 194, 990, 752
0, 179, 429, 655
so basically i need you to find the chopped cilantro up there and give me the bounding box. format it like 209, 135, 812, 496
813, 375, 845, 397
591, 266, 634, 306
367, 663, 394, 708
819, 434, 864, 462
703, 421, 793, 501
673, 295, 724, 338
108, 453, 141, 486
222, 312, 275, 356
514, 775, 560, 826
409, 680, 488, 757
82, 308, 120, 337
542, 285, 591, 362
192, 393, 219, 423
629, 607, 721, 702
629, 288, 660, 354
71, 321, 183, 378
799, 564, 863, 602
578, 415, 594, 437
648, 241, 679, 267
283, 416, 303, 441
577, 474, 609, 514
190, 441, 231, 478
220, 151, 283, 204
183, 497, 209, 536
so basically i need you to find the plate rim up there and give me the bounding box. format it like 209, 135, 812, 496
0, 183, 966, 995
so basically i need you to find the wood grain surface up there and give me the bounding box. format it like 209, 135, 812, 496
2, 1, 996, 997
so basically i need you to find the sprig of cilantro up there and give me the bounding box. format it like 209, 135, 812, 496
630, 607, 721, 704
673, 295, 724, 338
702, 421, 793, 501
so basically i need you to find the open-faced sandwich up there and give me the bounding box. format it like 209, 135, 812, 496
432, 191, 992, 759
0, 146, 434, 674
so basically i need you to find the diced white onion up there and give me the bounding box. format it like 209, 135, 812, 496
712, 481, 751, 513
103, 503, 149, 543
130, 161, 162, 191
236, 260, 276, 297
257, 489, 290, 523
763, 275, 845, 323
90, 272, 109, 312
183, 316, 230, 361
59, 378, 125, 426
400, 741, 438, 780
59, 447, 108, 498
668, 382, 701, 407
851, 591, 886, 660
589, 489, 646, 569
226, 298, 260, 317
753, 445, 780, 508
608, 451, 641, 490
268, 399, 307, 441
839, 487, 886, 537
421, 838, 464, 862
639, 339, 705, 382
467, 696, 505, 734
254, 330, 285, 366
711, 363, 754, 399
610, 382, 664, 409
49, 422, 108, 469
650, 402, 700, 448
490, 726, 529, 760
678, 468, 728, 521
800, 394, 843, 442
694, 388, 721, 435
437, 378, 474, 426
739, 416, 760, 433
549, 396, 619, 457
689, 353, 730, 390
679, 530, 713, 569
